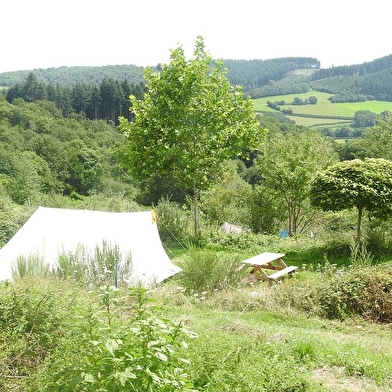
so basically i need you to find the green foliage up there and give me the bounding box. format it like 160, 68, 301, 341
65, 139, 106, 195
310, 158, 392, 245
200, 160, 252, 226
175, 248, 244, 293
359, 112, 392, 159
12, 241, 133, 288
316, 264, 392, 322
45, 286, 196, 391
0, 97, 131, 203
118, 36, 266, 238
0, 196, 33, 247
204, 230, 270, 254
120, 37, 263, 193
247, 184, 283, 234
0, 279, 79, 389
255, 129, 338, 235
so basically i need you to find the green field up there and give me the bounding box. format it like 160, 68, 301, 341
253, 91, 392, 127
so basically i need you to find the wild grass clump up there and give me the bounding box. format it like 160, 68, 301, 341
12, 253, 50, 279
56, 241, 133, 287
349, 242, 374, 267
174, 247, 244, 293
12, 241, 133, 288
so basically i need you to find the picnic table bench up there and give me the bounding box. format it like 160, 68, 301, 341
241, 252, 298, 282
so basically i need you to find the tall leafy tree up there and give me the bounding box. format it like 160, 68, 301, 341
359, 112, 392, 159
119, 36, 265, 238
310, 158, 392, 246
255, 129, 338, 235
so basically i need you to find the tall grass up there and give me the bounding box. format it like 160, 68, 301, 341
12, 253, 50, 279
174, 247, 244, 293
12, 241, 133, 288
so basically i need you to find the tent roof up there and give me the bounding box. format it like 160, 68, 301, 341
0, 206, 181, 286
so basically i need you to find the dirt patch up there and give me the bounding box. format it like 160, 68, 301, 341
312, 366, 390, 392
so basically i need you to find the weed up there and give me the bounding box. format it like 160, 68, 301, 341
44, 286, 197, 391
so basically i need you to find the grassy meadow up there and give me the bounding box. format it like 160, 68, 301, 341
253, 91, 392, 128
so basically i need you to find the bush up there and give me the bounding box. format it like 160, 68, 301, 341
175, 248, 244, 293
316, 263, 392, 322
155, 198, 194, 242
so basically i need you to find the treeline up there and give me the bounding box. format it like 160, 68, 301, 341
0, 64, 145, 87
222, 57, 319, 91
312, 55, 392, 80
3, 54, 392, 110
311, 55, 392, 102
310, 68, 392, 102
248, 73, 311, 99
4, 73, 146, 123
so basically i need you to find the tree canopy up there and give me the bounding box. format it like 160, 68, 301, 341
255, 129, 338, 235
310, 158, 392, 245
118, 36, 266, 237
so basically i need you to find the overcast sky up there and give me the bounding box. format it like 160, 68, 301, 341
1, 0, 390, 73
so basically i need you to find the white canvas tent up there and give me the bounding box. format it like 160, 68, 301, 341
0, 207, 181, 287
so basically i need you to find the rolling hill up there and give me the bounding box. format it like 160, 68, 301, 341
2, 54, 392, 131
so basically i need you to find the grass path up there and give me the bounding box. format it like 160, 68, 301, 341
156, 284, 392, 391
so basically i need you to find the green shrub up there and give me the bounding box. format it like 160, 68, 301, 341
316, 263, 392, 322
175, 248, 244, 293
155, 198, 194, 242
204, 230, 270, 253
365, 221, 392, 257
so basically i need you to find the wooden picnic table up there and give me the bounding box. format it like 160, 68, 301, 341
241, 252, 298, 281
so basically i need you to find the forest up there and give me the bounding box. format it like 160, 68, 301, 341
2, 54, 392, 109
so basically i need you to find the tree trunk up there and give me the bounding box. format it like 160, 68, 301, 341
356, 206, 363, 247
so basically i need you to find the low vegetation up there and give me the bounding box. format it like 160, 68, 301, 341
2, 217, 392, 391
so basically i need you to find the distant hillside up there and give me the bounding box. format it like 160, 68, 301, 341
0, 57, 318, 89
1, 54, 392, 103
0, 64, 145, 87
247, 55, 392, 101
